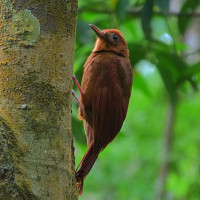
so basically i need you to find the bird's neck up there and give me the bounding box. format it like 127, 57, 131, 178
93, 40, 129, 58
93, 49, 126, 57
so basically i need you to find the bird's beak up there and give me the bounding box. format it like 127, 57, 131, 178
89, 24, 104, 39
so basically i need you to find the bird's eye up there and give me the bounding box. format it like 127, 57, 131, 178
113, 34, 118, 40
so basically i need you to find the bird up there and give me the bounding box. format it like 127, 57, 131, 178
73, 24, 133, 195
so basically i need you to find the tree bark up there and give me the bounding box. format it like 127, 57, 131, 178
0, 0, 78, 199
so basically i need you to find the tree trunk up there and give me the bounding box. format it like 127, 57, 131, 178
156, 101, 176, 200
0, 0, 78, 199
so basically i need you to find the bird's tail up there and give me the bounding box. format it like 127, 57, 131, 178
76, 141, 100, 195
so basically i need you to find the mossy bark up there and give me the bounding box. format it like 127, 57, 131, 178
0, 0, 78, 199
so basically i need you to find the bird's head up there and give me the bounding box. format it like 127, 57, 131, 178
89, 24, 129, 58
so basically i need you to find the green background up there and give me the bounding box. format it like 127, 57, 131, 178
72, 0, 200, 199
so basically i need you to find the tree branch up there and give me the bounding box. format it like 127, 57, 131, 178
78, 7, 200, 18
128, 9, 200, 18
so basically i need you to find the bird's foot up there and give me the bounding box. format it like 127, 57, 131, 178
72, 74, 83, 95
72, 89, 80, 106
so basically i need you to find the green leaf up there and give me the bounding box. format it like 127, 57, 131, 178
141, 0, 154, 39
154, 51, 182, 102
181, 62, 200, 82
74, 45, 91, 74
110, 0, 118, 8
178, 0, 200, 34
155, 0, 169, 13
115, 0, 129, 21
175, 43, 189, 51
133, 73, 151, 96
76, 20, 94, 45
72, 116, 86, 144
128, 43, 148, 65
196, 73, 200, 83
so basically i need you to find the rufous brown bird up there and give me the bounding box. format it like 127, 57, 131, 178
73, 24, 133, 195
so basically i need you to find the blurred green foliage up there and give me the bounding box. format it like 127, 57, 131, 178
72, 0, 200, 199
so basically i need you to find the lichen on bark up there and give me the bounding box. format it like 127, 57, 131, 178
0, 0, 78, 199
12, 9, 40, 45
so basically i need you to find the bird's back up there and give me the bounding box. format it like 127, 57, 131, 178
79, 51, 132, 150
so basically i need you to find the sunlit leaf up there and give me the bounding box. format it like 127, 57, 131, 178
110, 0, 118, 8
175, 43, 189, 51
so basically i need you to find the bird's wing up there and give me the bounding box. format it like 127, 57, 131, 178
83, 120, 93, 147
92, 61, 131, 151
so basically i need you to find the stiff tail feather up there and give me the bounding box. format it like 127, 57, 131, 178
76, 142, 100, 195
84, 121, 93, 147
